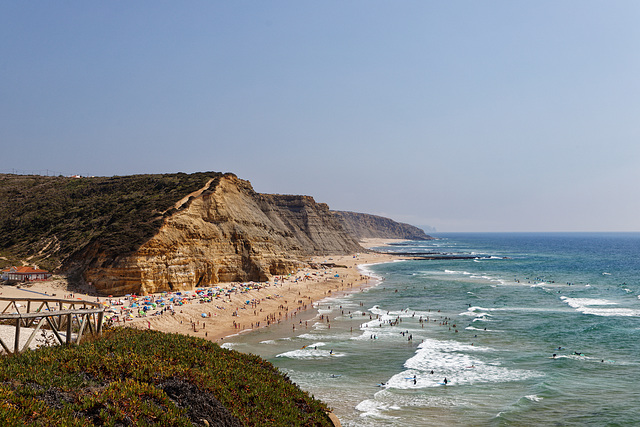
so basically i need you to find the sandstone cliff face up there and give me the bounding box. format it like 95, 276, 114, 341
331, 211, 433, 241
82, 175, 363, 296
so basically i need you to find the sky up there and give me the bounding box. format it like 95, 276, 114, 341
2, 1, 639, 232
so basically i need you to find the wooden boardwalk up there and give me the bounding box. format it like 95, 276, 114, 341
0, 297, 105, 355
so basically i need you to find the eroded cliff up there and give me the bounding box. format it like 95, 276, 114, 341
81, 175, 363, 295
331, 211, 433, 241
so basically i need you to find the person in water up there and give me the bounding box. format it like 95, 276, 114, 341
443, 378, 448, 385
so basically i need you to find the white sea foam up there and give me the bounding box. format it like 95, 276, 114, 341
220, 342, 239, 349
355, 399, 398, 420
296, 333, 319, 340
276, 348, 344, 359
382, 338, 541, 390
465, 326, 499, 332
444, 270, 472, 275
305, 342, 326, 348
560, 297, 618, 308
259, 339, 277, 345
582, 307, 639, 316
525, 395, 542, 402
560, 297, 640, 316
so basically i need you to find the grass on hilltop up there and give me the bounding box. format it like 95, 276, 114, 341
0, 172, 224, 271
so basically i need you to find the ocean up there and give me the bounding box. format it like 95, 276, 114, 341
222, 233, 640, 426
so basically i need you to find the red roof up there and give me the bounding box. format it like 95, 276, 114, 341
2, 266, 50, 274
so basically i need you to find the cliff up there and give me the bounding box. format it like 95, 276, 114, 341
69, 175, 363, 295
331, 210, 433, 241
1, 172, 431, 297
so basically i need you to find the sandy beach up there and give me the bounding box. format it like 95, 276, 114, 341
0, 240, 406, 345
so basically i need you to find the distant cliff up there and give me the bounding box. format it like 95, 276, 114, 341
331, 211, 433, 241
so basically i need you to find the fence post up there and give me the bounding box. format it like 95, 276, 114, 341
14, 317, 21, 355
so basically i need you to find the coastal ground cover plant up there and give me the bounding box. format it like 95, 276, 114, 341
0, 328, 332, 426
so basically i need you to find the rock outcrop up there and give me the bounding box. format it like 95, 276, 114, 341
331, 211, 433, 241
81, 175, 363, 295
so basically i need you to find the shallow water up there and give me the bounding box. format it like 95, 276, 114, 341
224, 233, 640, 426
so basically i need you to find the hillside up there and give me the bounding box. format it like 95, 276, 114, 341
331, 211, 433, 241
0, 172, 222, 272
0, 328, 333, 426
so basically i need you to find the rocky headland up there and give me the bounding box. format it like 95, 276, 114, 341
0, 172, 430, 297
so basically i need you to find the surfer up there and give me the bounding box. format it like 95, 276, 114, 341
413, 375, 417, 385
443, 378, 448, 385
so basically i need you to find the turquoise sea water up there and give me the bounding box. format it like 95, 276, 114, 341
223, 233, 640, 426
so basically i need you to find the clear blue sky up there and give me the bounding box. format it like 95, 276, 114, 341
2, 1, 639, 232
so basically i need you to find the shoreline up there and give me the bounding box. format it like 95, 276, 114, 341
0, 240, 410, 346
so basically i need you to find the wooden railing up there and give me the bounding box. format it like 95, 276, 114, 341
0, 297, 105, 355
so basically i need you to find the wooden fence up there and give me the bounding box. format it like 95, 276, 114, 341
0, 297, 105, 355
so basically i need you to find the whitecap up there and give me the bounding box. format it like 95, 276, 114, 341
220, 342, 239, 350
276, 348, 344, 359
560, 297, 639, 316
305, 342, 326, 348
355, 399, 398, 420
388, 338, 542, 389
560, 297, 618, 308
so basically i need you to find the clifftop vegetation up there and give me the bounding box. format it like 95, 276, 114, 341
0, 172, 223, 271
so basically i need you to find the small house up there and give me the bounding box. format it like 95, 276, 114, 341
1, 266, 52, 282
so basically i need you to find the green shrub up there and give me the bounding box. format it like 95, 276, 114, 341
0, 328, 332, 426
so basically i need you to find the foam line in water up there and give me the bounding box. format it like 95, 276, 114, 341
354, 399, 399, 420
560, 296, 640, 317
276, 348, 345, 359
380, 338, 542, 390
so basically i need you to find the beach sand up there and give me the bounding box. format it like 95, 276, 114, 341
0, 240, 406, 344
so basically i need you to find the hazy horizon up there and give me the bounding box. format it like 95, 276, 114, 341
2, 2, 638, 232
